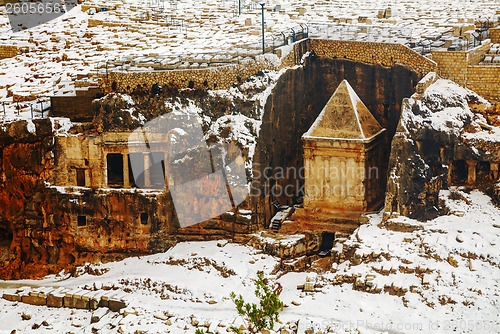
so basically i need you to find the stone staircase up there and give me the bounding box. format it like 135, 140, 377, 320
269, 206, 295, 231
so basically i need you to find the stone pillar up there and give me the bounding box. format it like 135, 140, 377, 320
164, 151, 169, 188
123, 153, 130, 188
491, 162, 499, 180
466, 160, 478, 184
144, 154, 151, 188
447, 160, 453, 186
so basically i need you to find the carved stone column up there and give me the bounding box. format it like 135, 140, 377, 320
466, 160, 478, 184
491, 162, 499, 180
144, 154, 151, 188
164, 151, 169, 188
123, 153, 130, 188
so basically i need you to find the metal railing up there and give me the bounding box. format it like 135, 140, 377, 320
1, 98, 51, 119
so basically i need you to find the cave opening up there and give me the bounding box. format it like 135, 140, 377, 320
319, 232, 335, 256
477, 161, 491, 182
451, 160, 467, 185
107, 153, 124, 187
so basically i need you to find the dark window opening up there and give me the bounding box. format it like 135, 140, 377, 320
107, 153, 124, 187
149, 152, 166, 189
188, 80, 195, 89
128, 153, 144, 188
76, 168, 86, 187
140, 212, 149, 225
77, 215, 87, 227
451, 160, 467, 184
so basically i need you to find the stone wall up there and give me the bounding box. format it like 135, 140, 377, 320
51, 87, 101, 121
0, 44, 18, 59
277, 40, 310, 70
468, 41, 491, 65
490, 28, 500, 43
308, 39, 437, 77
108, 58, 277, 92
466, 65, 500, 101
431, 41, 499, 101
415, 72, 438, 94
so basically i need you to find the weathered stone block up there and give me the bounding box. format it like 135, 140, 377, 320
22, 294, 47, 306
2, 293, 22, 302
108, 299, 127, 312
47, 293, 64, 308
64, 294, 78, 308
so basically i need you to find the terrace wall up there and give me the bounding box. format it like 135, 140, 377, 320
308, 39, 437, 77
489, 28, 500, 43
431, 41, 499, 101
107, 59, 277, 92
279, 39, 437, 78
0, 45, 18, 60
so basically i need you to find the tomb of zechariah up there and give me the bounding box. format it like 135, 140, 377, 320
287, 80, 387, 233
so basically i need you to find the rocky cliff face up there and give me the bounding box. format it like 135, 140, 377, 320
0, 119, 56, 278
385, 79, 500, 220
0, 78, 274, 278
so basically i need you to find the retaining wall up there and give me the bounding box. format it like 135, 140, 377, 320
107, 58, 277, 92
308, 39, 437, 77
490, 28, 500, 43
430, 41, 499, 101
0, 45, 18, 60
466, 65, 500, 101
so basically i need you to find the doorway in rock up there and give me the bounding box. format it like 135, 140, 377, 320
107, 153, 124, 187
318, 232, 335, 257
477, 161, 491, 183
451, 160, 467, 185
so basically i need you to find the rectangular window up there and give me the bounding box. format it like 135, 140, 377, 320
128, 153, 144, 188
107, 153, 124, 187
77, 215, 87, 227
149, 152, 166, 189
76, 168, 86, 187
140, 212, 148, 225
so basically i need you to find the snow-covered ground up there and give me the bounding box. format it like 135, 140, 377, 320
1, 0, 499, 115
1, 188, 499, 333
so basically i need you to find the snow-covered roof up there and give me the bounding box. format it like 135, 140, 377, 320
303, 79, 385, 141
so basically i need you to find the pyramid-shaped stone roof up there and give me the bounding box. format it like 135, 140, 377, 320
303, 80, 384, 141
